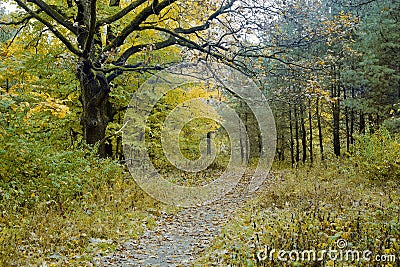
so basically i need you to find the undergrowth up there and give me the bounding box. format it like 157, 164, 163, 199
0, 90, 163, 266
196, 160, 400, 266
0, 155, 161, 266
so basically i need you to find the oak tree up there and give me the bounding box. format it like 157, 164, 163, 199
3, 0, 273, 157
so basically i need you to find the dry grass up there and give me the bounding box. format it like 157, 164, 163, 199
0, 171, 164, 266
197, 160, 400, 266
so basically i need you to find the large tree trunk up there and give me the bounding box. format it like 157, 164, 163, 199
77, 58, 111, 157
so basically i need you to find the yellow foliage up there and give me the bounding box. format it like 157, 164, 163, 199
26, 93, 70, 119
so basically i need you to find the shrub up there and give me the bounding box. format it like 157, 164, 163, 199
0, 88, 159, 266
349, 128, 400, 181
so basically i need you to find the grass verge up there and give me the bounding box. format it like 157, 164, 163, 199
0, 166, 164, 266
196, 160, 400, 266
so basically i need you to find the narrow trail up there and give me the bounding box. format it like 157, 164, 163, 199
99, 173, 271, 267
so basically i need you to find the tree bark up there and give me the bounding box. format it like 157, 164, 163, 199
332, 101, 340, 156
77, 58, 111, 157
206, 132, 212, 155
359, 112, 365, 134
300, 101, 307, 163
331, 64, 340, 157
344, 86, 350, 152
294, 105, 300, 163
308, 98, 313, 163
316, 97, 324, 161
350, 87, 355, 145
289, 106, 295, 166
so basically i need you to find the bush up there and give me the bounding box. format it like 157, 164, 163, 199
196, 163, 400, 266
0, 89, 160, 266
349, 128, 400, 181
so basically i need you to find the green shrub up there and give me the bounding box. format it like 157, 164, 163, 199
0, 89, 160, 266
349, 128, 400, 181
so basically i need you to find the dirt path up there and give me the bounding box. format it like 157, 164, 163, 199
99, 173, 270, 267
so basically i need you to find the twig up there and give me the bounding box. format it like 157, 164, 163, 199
99, 119, 129, 144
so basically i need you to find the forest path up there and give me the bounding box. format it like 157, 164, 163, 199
99, 172, 271, 267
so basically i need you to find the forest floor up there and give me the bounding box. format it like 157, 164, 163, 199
3, 161, 398, 266
98, 171, 272, 267
96, 161, 400, 267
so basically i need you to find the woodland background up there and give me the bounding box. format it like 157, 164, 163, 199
0, 0, 399, 265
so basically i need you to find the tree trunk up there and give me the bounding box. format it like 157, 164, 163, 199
331, 64, 340, 157
244, 112, 249, 162
300, 102, 307, 163
294, 105, 300, 163
289, 107, 295, 166
350, 87, 355, 145
77, 58, 111, 157
206, 132, 212, 155
278, 133, 285, 161
344, 86, 350, 152
332, 101, 340, 156
316, 97, 324, 161
368, 114, 375, 133
308, 98, 313, 164
359, 112, 365, 134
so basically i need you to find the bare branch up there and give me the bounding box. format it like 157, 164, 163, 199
137, 26, 230, 62
106, 64, 171, 82
101, 36, 177, 81
344, 0, 379, 8
115, 36, 176, 65
175, 0, 235, 34
6, 20, 29, 49
99, 120, 129, 145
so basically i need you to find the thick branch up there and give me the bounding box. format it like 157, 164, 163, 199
83, 0, 97, 57
14, 0, 81, 56
6, 20, 29, 49
96, 0, 147, 26
106, 64, 167, 82
105, 0, 177, 51
104, 37, 176, 81
26, 0, 78, 34
346, 0, 379, 7
115, 36, 176, 65
137, 26, 228, 61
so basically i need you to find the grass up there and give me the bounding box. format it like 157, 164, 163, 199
0, 168, 164, 266
196, 160, 400, 266
2, 138, 399, 266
